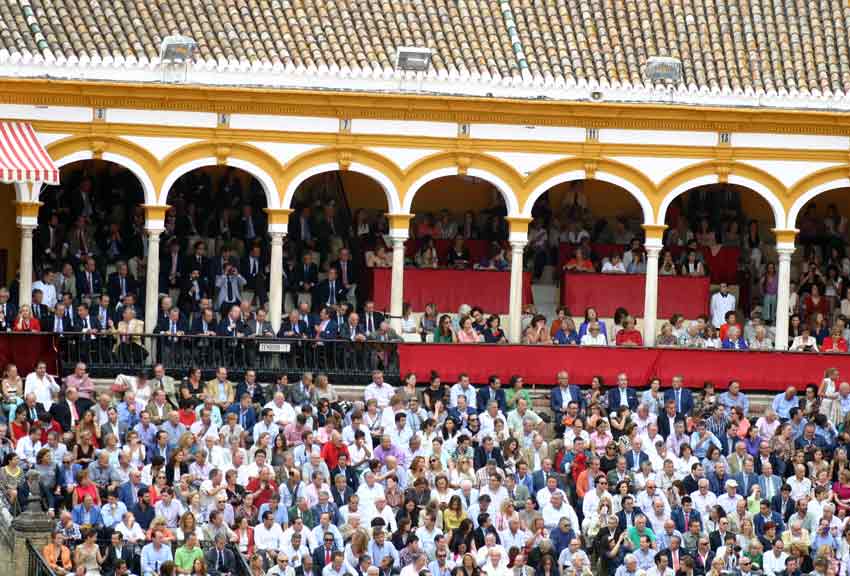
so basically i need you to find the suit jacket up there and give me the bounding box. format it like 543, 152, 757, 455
179, 275, 211, 309
235, 382, 266, 406
737, 472, 764, 498
313, 279, 347, 312
671, 507, 701, 533
0, 301, 17, 323
693, 550, 715, 576
241, 255, 265, 290
616, 506, 645, 532
205, 379, 236, 405
550, 385, 585, 416
278, 318, 310, 338
476, 386, 507, 414
312, 546, 335, 575
330, 485, 354, 509
310, 502, 340, 525
72, 503, 103, 526
155, 316, 189, 336
473, 446, 504, 470
314, 319, 339, 340
214, 274, 247, 310
287, 505, 315, 529
708, 530, 733, 551
107, 274, 139, 303
607, 388, 639, 412
771, 495, 795, 522
50, 397, 94, 432
332, 259, 358, 286
663, 388, 694, 416
113, 318, 144, 349
295, 263, 319, 292
73, 315, 102, 333
244, 319, 275, 338
753, 511, 784, 536
43, 314, 72, 334
205, 546, 237, 576
225, 404, 257, 432
657, 413, 685, 439
338, 322, 365, 341
191, 316, 216, 335
145, 401, 173, 425
117, 481, 148, 509
358, 311, 385, 334
103, 545, 135, 576
624, 450, 650, 472
531, 470, 564, 494
216, 317, 246, 338
77, 270, 104, 297
330, 465, 360, 492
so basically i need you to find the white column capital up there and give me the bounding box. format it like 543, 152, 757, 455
388, 230, 409, 243
776, 246, 795, 258
644, 244, 662, 257
18, 223, 36, 233
509, 239, 527, 251
508, 232, 528, 244
144, 227, 164, 238
270, 231, 286, 241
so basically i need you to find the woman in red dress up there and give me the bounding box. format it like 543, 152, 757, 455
12, 305, 40, 332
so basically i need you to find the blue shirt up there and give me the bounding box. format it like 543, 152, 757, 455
689, 430, 722, 459
718, 391, 750, 416
141, 542, 173, 576
772, 394, 800, 419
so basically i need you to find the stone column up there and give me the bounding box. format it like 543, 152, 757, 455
142, 205, 168, 334
11, 472, 55, 576
506, 217, 531, 343
386, 214, 413, 333
772, 229, 798, 350
15, 200, 41, 309
641, 225, 667, 347
264, 208, 293, 333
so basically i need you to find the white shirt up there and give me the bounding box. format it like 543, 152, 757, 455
449, 383, 477, 409
580, 332, 608, 346
689, 489, 718, 517
264, 400, 296, 426
15, 436, 42, 465
356, 482, 385, 509
710, 291, 736, 328
717, 492, 743, 516
254, 522, 285, 551
787, 476, 812, 501
32, 280, 57, 308
363, 382, 395, 408
762, 551, 789, 576
541, 502, 579, 531
24, 372, 59, 411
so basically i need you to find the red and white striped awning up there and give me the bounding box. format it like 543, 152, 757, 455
0, 122, 59, 185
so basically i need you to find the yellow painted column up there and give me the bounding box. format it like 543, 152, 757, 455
15, 200, 41, 308
142, 205, 169, 333
506, 217, 531, 343
265, 208, 292, 332
641, 224, 667, 346
386, 213, 414, 333
772, 228, 798, 350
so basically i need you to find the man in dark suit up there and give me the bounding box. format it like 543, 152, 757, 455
50, 386, 93, 433
531, 458, 561, 493
311, 533, 338, 575
708, 516, 734, 551
657, 400, 685, 438
550, 371, 584, 422
331, 248, 358, 300
19, 393, 48, 425
624, 438, 650, 472
43, 302, 71, 334
184, 241, 209, 280
616, 495, 643, 532
244, 308, 274, 338
107, 262, 139, 305
607, 373, 638, 412
154, 307, 188, 364
330, 464, 356, 506
692, 538, 715, 576
338, 313, 366, 342
241, 242, 267, 306
77, 257, 104, 300
179, 267, 210, 313
473, 436, 504, 470
771, 484, 795, 522
226, 393, 258, 434
295, 252, 319, 300
0, 287, 17, 323
312, 268, 346, 313
476, 375, 507, 414
205, 534, 236, 576
671, 496, 701, 533
278, 310, 310, 339
682, 463, 704, 495
102, 531, 135, 576
753, 499, 785, 536
663, 376, 694, 416
235, 371, 265, 406
359, 301, 384, 335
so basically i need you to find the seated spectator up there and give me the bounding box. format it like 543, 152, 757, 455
656, 322, 677, 347
790, 326, 819, 352
681, 251, 706, 276
564, 248, 595, 273
615, 316, 643, 347
12, 304, 40, 332
748, 325, 773, 350
721, 326, 749, 350
821, 325, 847, 353
601, 254, 626, 274
553, 317, 580, 345
482, 315, 508, 344
447, 237, 471, 269
456, 316, 482, 344
580, 322, 607, 346
659, 252, 678, 276
522, 315, 551, 345
415, 237, 439, 269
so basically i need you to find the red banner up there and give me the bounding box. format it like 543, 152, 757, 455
0, 333, 58, 375
398, 343, 845, 391
560, 273, 710, 318
366, 268, 532, 314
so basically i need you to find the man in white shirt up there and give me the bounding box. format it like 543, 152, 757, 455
449, 375, 477, 410
710, 283, 736, 328
363, 370, 395, 408
499, 518, 529, 552
265, 392, 296, 427
716, 479, 743, 516
356, 471, 385, 509
479, 401, 506, 438
24, 362, 60, 411
540, 491, 579, 532
33, 270, 58, 309
253, 408, 281, 444
690, 478, 718, 517
15, 426, 43, 467
253, 511, 284, 559
580, 321, 607, 346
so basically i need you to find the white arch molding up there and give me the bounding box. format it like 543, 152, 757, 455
282, 162, 401, 212
159, 157, 281, 209
522, 170, 655, 225
403, 167, 520, 216
51, 150, 159, 206
787, 178, 850, 229
656, 174, 787, 228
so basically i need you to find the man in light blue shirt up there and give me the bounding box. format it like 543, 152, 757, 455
367, 528, 398, 572
449, 375, 477, 410
159, 412, 186, 451
689, 420, 722, 459
717, 380, 750, 416
101, 490, 128, 529
141, 529, 173, 576
772, 387, 799, 420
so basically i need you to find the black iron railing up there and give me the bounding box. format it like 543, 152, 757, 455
54, 332, 400, 383
27, 539, 58, 576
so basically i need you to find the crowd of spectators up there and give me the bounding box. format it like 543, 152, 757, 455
3, 359, 850, 576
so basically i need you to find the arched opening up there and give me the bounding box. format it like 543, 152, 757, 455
0, 183, 15, 286
160, 165, 269, 316
788, 185, 850, 331
528, 179, 645, 338
34, 159, 147, 317
287, 168, 389, 316
663, 183, 777, 325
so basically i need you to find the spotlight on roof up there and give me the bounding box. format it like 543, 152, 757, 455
645, 56, 683, 84
395, 46, 432, 72
160, 35, 197, 83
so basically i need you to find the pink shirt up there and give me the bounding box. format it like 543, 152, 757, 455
457, 329, 482, 343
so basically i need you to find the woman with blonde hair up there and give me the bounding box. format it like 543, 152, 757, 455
344, 528, 370, 568
448, 456, 476, 489
442, 495, 467, 532
175, 511, 203, 542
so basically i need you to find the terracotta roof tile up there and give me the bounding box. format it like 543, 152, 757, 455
1, 0, 848, 102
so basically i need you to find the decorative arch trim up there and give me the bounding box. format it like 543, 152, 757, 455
787, 166, 850, 229
656, 161, 787, 228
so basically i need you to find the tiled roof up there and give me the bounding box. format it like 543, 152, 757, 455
0, 0, 849, 106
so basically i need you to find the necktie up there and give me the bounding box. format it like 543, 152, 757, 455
673, 550, 679, 572
227, 278, 234, 301
121, 277, 126, 296
57, 318, 62, 333
30, 407, 36, 420
70, 401, 78, 423
341, 261, 347, 282
329, 281, 335, 304
684, 512, 689, 530
171, 321, 176, 334
325, 551, 331, 565
676, 390, 681, 412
